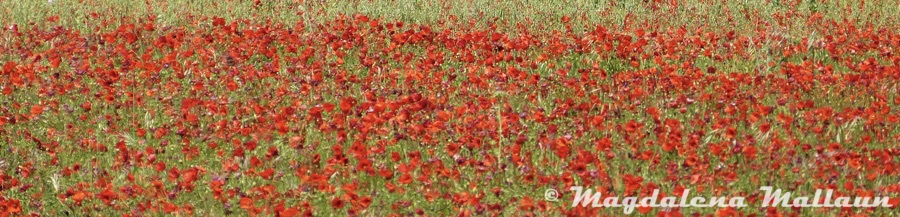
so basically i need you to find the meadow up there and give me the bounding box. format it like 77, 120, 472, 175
1, 0, 900, 216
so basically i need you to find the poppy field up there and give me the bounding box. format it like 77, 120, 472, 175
2, 0, 900, 216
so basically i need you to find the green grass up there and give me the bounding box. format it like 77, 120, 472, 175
3, 0, 898, 35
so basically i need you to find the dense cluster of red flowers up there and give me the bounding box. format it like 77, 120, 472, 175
1, 6, 900, 216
